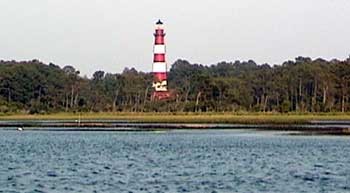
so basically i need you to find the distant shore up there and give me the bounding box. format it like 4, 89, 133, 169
1, 112, 350, 124
1, 113, 350, 135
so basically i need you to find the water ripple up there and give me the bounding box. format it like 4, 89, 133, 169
0, 130, 349, 192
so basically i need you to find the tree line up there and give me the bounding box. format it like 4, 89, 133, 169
0, 57, 349, 114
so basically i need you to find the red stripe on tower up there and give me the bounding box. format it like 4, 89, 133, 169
153, 73, 167, 82
154, 54, 166, 62
155, 35, 165, 45
152, 20, 170, 100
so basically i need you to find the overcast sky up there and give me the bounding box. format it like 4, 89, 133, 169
0, 0, 349, 76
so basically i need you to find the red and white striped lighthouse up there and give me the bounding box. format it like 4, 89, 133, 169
152, 20, 170, 100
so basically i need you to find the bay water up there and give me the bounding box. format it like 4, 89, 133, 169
0, 129, 349, 192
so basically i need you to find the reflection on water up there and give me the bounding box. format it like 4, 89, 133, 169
0, 130, 349, 192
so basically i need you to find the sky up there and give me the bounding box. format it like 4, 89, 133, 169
0, 0, 349, 76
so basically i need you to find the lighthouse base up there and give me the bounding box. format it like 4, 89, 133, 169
152, 91, 171, 101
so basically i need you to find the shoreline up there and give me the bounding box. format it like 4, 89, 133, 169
1, 120, 350, 135
1, 113, 350, 135
1, 112, 350, 123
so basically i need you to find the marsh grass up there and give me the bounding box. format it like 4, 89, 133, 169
1, 112, 350, 124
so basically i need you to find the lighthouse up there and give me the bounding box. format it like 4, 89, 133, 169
152, 20, 170, 100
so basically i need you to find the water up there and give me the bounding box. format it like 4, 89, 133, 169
0, 129, 349, 193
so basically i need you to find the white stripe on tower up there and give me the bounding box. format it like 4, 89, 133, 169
154, 45, 166, 54
153, 62, 167, 72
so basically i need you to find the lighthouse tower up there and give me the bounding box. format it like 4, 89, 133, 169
152, 20, 170, 100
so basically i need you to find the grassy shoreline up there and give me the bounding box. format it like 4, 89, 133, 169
1, 112, 350, 124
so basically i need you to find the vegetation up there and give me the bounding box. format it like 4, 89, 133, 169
1, 112, 350, 124
0, 56, 350, 114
